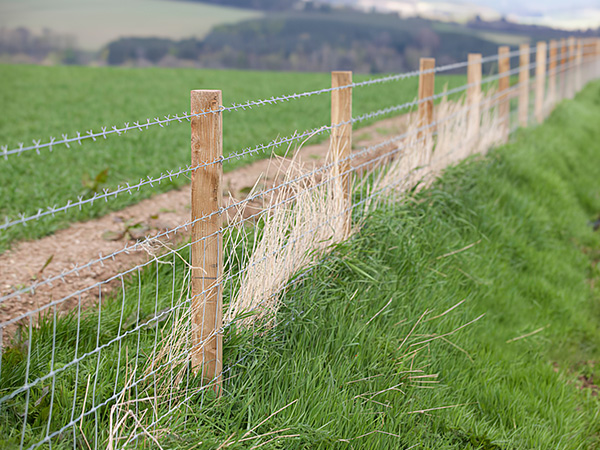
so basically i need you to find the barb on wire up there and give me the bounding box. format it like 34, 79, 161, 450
0, 44, 542, 161
2, 89, 428, 232
0, 76, 526, 304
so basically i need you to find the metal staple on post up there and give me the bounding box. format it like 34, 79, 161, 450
190, 89, 223, 394
331, 71, 353, 235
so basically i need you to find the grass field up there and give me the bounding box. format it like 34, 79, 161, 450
1, 80, 599, 449
0, 64, 469, 250
0, 0, 261, 50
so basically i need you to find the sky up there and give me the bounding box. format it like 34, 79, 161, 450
337, 0, 598, 14
327, 0, 600, 29
462, 0, 598, 14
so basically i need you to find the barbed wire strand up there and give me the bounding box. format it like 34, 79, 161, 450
0, 75, 533, 305
0, 44, 548, 160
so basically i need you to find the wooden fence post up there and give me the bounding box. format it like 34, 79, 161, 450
518, 44, 529, 127
331, 71, 352, 235
418, 58, 435, 141
597, 38, 600, 78
467, 53, 482, 140
535, 41, 547, 124
582, 39, 590, 85
190, 89, 223, 394
568, 37, 576, 98
559, 38, 567, 100
548, 40, 557, 110
576, 38, 583, 92
498, 46, 510, 140
585, 39, 595, 83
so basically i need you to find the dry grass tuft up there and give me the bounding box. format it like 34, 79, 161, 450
225, 89, 507, 328
224, 141, 352, 326
367, 89, 505, 208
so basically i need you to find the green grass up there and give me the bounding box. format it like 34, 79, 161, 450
2, 80, 600, 448
0, 64, 467, 250
0, 0, 261, 50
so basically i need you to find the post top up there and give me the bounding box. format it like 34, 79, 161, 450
191, 89, 222, 94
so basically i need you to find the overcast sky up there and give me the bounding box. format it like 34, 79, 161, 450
463, 0, 597, 14
333, 0, 599, 14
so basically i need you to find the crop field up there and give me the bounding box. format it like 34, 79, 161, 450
0, 0, 261, 50
0, 64, 470, 249
2, 81, 599, 449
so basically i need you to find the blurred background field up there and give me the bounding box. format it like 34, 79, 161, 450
0, 0, 261, 50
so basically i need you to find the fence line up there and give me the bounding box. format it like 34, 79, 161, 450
0, 36, 599, 450
1, 44, 596, 316
0, 48, 594, 323
0, 59, 557, 233
0, 72, 534, 306
0, 42, 554, 161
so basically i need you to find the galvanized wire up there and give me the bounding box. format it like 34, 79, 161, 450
0, 44, 543, 161
0, 62, 534, 232
0, 72, 543, 304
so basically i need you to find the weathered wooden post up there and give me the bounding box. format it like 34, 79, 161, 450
467, 53, 482, 140
331, 71, 353, 235
518, 44, 530, 127
498, 46, 510, 140
559, 38, 567, 101
597, 38, 600, 79
418, 58, 435, 141
190, 90, 223, 394
535, 41, 547, 124
548, 40, 557, 110
568, 37, 576, 98
576, 38, 583, 92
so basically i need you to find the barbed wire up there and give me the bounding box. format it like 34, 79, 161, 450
0, 65, 529, 232
0, 45, 546, 161
0, 75, 534, 305
4, 39, 598, 163
1, 49, 595, 305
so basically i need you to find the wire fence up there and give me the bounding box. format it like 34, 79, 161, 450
1, 37, 599, 450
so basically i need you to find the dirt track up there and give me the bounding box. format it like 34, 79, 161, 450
0, 114, 411, 336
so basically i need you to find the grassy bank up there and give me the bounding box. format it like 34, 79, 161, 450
0, 64, 469, 250
2, 81, 600, 449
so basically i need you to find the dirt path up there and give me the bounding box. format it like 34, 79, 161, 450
0, 114, 411, 336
